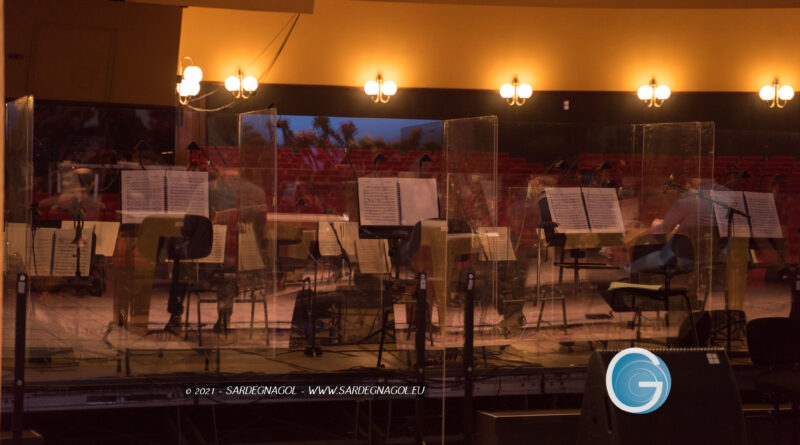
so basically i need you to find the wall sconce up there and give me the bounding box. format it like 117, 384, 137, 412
225, 70, 258, 99
637, 78, 671, 107
364, 74, 397, 103
176, 57, 202, 105
759, 78, 794, 108
499, 77, 532, 106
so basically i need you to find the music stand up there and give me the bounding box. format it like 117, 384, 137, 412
665, 180, 750, 350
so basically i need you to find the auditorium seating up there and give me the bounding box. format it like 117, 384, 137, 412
33, 147, 800, 263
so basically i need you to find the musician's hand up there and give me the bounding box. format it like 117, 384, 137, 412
651, 218, 664, 228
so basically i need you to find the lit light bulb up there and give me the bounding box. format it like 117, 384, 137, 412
654, 85, 671, 100
380, 80, 397, 96
517, 83, 533, 99
637, 85, 654, 100
242, 76, 258, 93
499, 83, 515, 99
364, 80, 380, 96
178, 81, 200, 97
183, 65, 203, 84
759, 85, 776, 101
225, 76, 241, 92
778, 85, 794, 101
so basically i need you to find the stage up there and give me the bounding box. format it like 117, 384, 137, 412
2, 272, 790, 411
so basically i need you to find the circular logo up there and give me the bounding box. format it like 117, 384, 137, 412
605, 348, 671, 414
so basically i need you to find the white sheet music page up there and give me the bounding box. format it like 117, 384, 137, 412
121, 170, 166, 223
31, 228, 56, 276
61, 221, 120, 257
317, 222, 343, 257
544, 187, 590, 233
398, 178, 439, 226
332, 222, 359, 260
582, 188, 625, 233
358, 177, 399, 226
51, 229, 92, 277
195, 225, 227, 263
166, 171, 209, 218
711, 191, 751, 238
744, 192, 783, 239
238, 223, 266, 271
356, 239, 391, 274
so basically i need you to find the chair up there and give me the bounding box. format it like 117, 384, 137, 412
136, 215, 212, 334
746, 317, 800, 445
189, 270, 269, 347
604, 233, 699, 345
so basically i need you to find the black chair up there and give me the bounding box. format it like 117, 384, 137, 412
604, 233, 699, 346
137, 214, 213, 335
746, 317, 800, 444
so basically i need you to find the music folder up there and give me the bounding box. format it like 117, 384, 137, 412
31, 228, 94, 277
357, 177, 439, 227
121, 170, 209, 224
711, 190, 783, 239
544, 187, 625, 234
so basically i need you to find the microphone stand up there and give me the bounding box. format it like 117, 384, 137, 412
70, 199, 87, 278
665, 180, 750, 350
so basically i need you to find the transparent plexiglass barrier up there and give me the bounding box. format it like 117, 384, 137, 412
489, 121, 728, 370
3, 96, 34, 383
5, 104, 796, 391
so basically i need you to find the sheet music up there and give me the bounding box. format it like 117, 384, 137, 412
398, 178, 439, 226
582, 188, 625, 233
317, 222, 342, 257
195, 225, 227, 263
51, 229, 92, 277
61, 221, 120, 256
238, 223, 266, 271
544, 187, 589, 233
711, 191, 751, 238
332, 222, 359, 260
31, 228, 56, 276
121, 170, 166, 223
166, 171, 209, 218
744, 192, 783, 239
477, 227, 516, 261
356, 239, 391, 274
358, 177, 399, 226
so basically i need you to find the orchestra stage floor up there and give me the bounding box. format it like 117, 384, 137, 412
1, 278, 791, 410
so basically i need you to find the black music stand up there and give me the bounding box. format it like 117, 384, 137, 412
138, 215, 213, 336
536, 196, 621, 333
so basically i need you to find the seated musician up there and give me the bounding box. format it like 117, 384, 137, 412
651, 176, 747, 310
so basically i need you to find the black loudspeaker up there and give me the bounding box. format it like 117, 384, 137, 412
578, 349, 744, 445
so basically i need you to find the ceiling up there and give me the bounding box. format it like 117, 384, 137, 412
126, 0, 314, 13
179, 0, 800, 93
359, 0, 800, 7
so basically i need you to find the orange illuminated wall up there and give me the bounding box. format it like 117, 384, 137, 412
179, 1, 800, 93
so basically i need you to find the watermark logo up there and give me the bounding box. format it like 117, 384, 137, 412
605, 348, 671, 414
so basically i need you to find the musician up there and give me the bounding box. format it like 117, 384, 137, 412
208, 170, 269, 332
651, 177, 748, 311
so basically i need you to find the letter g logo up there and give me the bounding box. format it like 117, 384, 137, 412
605, 348, 671, 414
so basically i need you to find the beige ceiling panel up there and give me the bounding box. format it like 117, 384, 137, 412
179, 0, 800, 92
359, 0, 800, 8
129, 0, 314, 13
